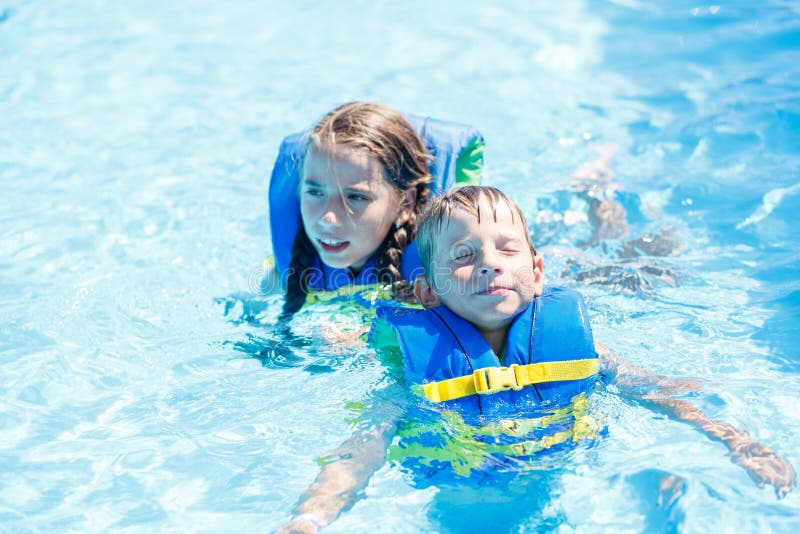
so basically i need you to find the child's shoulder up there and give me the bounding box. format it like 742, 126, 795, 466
542, 285, 581, 297
540, 285, 589, 308
369, 305, 430, 354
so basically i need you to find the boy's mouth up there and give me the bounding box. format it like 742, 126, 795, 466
477, 285, 512, 296
317, 238, 349, 253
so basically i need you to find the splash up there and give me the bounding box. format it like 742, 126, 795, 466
736, 182, 800, 229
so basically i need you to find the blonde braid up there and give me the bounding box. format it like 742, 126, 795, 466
377, 181, 430, 300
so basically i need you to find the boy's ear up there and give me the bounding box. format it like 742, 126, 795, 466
395, 187, 418, 228
413, 276, 442, 309
532, 253, 544, 296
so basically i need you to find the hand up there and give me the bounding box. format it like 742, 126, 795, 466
320, 324, 368, 348
731, 437, 797, 499
277, 513, 327, 534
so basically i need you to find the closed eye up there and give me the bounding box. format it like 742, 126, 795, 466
497, 237, 524, 254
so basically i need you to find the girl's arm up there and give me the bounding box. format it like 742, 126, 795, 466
596, 343, 796, 499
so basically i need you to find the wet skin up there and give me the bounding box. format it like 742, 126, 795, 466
300, 143, 415, 272
416, 197, 543, 355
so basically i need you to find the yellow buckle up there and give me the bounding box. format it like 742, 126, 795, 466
473, 365, 523, 395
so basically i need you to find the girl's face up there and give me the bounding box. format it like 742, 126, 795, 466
300, 143, 416, 271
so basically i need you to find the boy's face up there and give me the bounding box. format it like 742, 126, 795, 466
415, 197, 543, 339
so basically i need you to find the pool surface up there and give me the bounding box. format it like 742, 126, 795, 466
1, 0, 799, 531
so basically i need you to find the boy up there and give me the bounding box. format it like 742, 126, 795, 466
381, 185, 600, 416
280, 186, 794, 533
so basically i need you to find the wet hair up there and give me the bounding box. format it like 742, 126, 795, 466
416, 185, 537, 278
282, 102, 432, 316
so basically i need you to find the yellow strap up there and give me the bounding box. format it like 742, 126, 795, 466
422, 359, 600, 403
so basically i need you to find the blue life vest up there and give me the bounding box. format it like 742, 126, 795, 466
376, 286, 600, 417
267, 114, 484, 291
374, 286, 602, 478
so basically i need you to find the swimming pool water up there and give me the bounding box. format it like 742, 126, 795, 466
1, 0, 799, 531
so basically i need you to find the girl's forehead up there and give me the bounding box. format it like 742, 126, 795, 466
312, 141, 367, 160
304, 144, 387, 187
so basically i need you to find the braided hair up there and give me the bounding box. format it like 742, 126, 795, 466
281, 102, 432, 316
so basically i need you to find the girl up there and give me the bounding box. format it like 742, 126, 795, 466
267, 102, 483, 317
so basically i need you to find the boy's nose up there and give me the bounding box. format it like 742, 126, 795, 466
479, 249, 504, 273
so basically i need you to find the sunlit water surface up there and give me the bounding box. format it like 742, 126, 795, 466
1, 0, 799, 531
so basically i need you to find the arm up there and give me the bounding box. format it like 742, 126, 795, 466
597, 343, 702, 397
597, 343, 796, 499
279, 328, 408, 533
278, 421, 397, 533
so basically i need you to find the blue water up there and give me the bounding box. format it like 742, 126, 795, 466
2, 0, 799, 531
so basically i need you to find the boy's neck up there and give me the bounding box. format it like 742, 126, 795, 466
476, 326, 510, 361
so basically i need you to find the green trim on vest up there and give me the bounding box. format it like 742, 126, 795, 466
455, 137, 484, 186
386, 394, 599, 477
